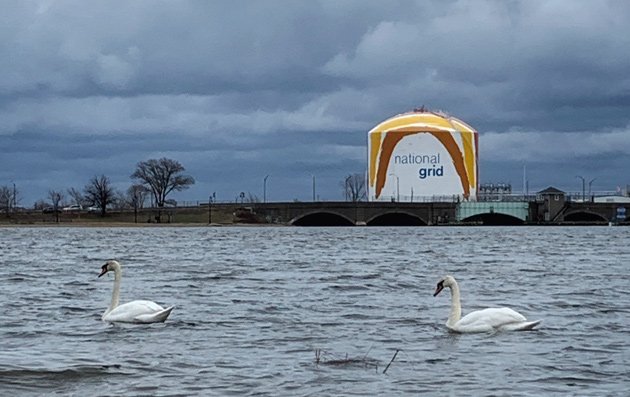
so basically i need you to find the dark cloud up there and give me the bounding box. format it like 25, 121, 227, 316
2, 0, 629, 205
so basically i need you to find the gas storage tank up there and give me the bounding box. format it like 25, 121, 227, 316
367, 108, 478, 202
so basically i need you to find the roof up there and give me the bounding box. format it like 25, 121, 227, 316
369, 107, 477, 135
537, 186, 566, 195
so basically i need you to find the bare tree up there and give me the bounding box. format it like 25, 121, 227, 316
131, 158, 195, 222
341, 173, 367, 202
127, 184, 149, 223
33, 199, 48, 210
84, 175, 116, 217
0, 186, 11, 216
0, 184, 19, 215
110, 191, 128, 210
48, 190, 63, 223
67, 187, 85, 207
245, 192, 260, 203
127, 184, 149, 209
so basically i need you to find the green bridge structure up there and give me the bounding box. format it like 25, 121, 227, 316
219, 188, 628, 226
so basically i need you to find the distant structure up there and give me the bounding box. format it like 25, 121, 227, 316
367, 108, 478, 202
478, 183, 512, 201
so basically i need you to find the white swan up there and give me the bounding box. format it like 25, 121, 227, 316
433, 275, 541, 333
98, 260, 174, 323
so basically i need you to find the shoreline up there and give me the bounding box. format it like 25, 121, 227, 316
0, 222, 284, 228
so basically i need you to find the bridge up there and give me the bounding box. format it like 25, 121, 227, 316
222, 201, 458, 226
7, 189, 626, 226
554, 201, 623, 224
215, 195, 628, 226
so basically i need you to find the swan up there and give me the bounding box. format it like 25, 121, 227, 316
98, 260, 174, 323
433, 275, 541, 333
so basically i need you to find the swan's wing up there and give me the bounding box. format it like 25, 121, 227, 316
103, 300, 166, 323
499, 319, 542, 331
456, 307, 528, 331
134, 306, 174, 323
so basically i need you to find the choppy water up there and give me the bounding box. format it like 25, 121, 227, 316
1, 226, 629, 396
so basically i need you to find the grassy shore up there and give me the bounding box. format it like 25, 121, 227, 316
0, 206, 253, 226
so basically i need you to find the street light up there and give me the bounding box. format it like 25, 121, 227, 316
576, 175, 585, 202
311, 173, 316, 202
208, 192, 215, 224
389, 173, 399, 202
208, 194, 212, 224
263, 175, 269, 203
588, 177, 597, 201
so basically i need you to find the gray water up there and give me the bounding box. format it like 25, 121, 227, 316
1, 226, 629, 396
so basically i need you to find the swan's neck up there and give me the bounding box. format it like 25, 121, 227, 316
104, 267, 121, 316
447, 282, 462, 328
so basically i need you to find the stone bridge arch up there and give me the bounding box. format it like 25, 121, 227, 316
290, 211, 355, 226
457, 202, 529, 225
460, 212, 524, 225
367, 211, 427, 226
563, 210, 608, 223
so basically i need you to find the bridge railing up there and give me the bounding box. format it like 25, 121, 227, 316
376, 194, 463, 203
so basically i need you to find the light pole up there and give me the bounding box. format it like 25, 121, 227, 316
263, 175, 269, 203
208, 193, 215, 224
208, 194, 212, 224
389, 173, 399, 202
576, 175, 585, 202
588, 177, 597, 201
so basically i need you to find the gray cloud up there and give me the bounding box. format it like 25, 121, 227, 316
1, 0, 629, 205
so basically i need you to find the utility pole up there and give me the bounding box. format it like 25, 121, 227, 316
576, 175, 585, 202
588, 177, 597, 202
208, 193, 214, 224
389, 173, 399, 202
263, 175, 269, 203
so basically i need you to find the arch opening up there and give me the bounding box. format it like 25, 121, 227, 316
292, 212, 355, 226
563, 211, 608, 223
367, 212, 427, 226
462, 213, 524, 225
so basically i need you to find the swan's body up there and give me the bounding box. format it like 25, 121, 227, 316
98, 260, 173, 324
433, 275, 540, 333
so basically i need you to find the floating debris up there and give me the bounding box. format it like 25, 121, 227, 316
314, 348, 400, 374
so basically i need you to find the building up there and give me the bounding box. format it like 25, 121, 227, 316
478, 183, 512, 201
536, 186, 566, 222
367, 108, 479, 202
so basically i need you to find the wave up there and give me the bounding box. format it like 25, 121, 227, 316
0, 364, 125, 386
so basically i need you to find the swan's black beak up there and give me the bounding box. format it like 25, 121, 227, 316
98, 266, 108, 278
433, 281, 444, 297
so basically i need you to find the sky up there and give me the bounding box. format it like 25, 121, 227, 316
2, 0, 630, 206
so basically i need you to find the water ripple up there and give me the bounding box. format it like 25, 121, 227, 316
1, 226, 629, 396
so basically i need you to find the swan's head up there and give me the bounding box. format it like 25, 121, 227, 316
98, 260, 121, 278
433, 275, 456, 297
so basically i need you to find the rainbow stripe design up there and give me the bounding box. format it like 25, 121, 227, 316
368, 109, 478, 200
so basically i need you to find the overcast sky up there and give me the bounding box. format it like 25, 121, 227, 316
2, 0, 629, 205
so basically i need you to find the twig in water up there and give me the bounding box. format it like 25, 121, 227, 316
362, 343, 374, 361
313, 348, 378, 370
382, 349, 400, 374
